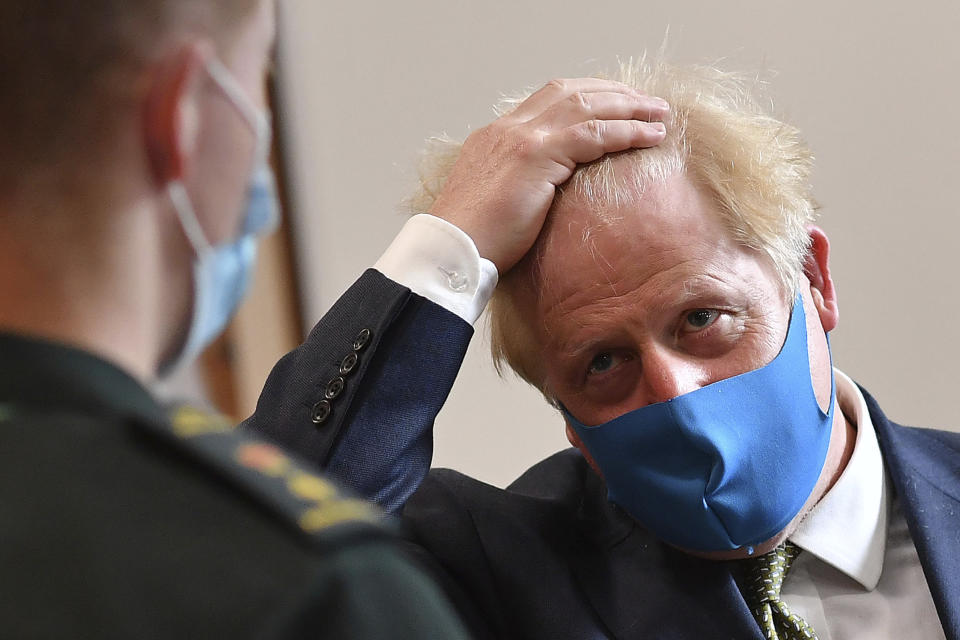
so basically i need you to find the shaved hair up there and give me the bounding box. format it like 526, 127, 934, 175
0, 0, 259, 196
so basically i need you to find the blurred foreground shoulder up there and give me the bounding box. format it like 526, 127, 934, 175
0, 334, 468, 639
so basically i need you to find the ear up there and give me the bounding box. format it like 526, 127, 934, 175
142, 41, 213, 187
565, 421, 581, 448
565, 421, 604, 478
803, 226, 839, 333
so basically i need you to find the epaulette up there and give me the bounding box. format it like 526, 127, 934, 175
136, 405, 392, 547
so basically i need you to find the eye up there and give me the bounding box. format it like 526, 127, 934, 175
587, 351, 631, 376
682, 309, 720, 333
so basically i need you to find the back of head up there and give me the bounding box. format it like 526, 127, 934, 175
0, 0, 258, 203
407, 56, 818, 398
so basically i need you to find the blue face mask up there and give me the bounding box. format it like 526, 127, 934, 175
563, 296, 835, 553
161, 59, 279, 376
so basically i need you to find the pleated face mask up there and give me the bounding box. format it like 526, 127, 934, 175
563, 295, 835, 553
160, 58, 278, 377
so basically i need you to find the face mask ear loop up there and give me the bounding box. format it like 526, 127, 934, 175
168, 182, 212, 256
204, 56, 275, 229
205, 58, 273, 153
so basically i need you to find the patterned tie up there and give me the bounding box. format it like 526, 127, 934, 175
741, 542, 820, 640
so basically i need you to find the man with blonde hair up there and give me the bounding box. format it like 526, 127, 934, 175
256, 58, 959, 639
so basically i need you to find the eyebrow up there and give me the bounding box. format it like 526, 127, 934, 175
671, 275, 737, 306
560, 337, 611, 362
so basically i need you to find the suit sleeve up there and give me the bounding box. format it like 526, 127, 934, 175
241, 269, 473, 513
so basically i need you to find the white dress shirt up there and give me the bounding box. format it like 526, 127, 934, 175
371, 215, 947, 638
374, 214, 498, 325
785, 370, 946, 639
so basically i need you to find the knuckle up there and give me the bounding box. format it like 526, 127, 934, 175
567, 91, 591, 112
510, 130, 541, 158
546, 78, 569, 93
578, 119, 605, 144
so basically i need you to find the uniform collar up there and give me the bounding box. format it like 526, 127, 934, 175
789, 368, 889, 590
0, 331, 167, 426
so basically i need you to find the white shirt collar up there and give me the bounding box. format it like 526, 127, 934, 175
788, 369, 889, 590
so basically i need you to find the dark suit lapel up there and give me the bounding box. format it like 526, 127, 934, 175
568, 469, 764, 639
865, 387, 960, 640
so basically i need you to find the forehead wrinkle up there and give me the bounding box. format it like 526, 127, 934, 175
538, 243, 707, 340
533, 173, 760, 337
584, 230, 625, 298
541, 273, 644, 328
541, 233, 690, 307
549, 291, 646, 358
543, 258, 752, 356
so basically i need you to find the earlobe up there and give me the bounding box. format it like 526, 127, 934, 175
565, 422, 580, 448
141, 42, 212, 187
565, 421, 604, 478
803, 226, 839, 333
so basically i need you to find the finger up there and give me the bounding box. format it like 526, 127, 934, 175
510, 77, 648, 122
528, 90, 669, 131
552, 119, 668, 170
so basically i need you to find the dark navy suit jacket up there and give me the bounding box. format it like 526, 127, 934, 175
246, 270, 960, 640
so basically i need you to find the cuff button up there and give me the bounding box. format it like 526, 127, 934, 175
311, 400, 332, 425
353, 328, 372, 351
325, 376, 345, 400
339, 352, 359, 375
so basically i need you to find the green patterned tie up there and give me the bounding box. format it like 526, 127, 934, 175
741, 542, 820, 640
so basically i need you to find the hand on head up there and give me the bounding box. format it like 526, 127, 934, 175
428, 78, 669, 274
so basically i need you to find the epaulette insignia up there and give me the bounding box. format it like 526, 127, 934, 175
236, 442, 291, 478
142, 405, 385, 541
170, 405, 233, 438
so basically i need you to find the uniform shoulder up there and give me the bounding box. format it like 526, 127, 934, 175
141, 405, 392, 548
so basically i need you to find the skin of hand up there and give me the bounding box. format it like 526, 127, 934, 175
429, 78, 669, 273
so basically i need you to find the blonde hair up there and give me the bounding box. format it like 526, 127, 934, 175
407, 56, 818, 393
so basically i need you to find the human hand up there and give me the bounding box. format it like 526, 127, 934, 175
429, 78, 669, 273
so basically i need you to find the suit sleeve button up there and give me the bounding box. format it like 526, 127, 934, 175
339, 352, 359, 375
325, 376, 345, 400
352, 328, 372, 352
311, 400, 332, 425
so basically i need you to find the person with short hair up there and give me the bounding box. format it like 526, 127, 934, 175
0, 0, 670, 635
254, 58, 959, 639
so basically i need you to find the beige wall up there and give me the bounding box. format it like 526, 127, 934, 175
275, 0, 960, 487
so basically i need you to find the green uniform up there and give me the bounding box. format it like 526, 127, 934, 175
0, 332, 469, 639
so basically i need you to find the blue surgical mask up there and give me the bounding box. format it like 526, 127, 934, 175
563, 295, 835, 553
161, 59, 279, 376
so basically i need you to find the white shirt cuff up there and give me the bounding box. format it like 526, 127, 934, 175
373, 214, 499, 325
